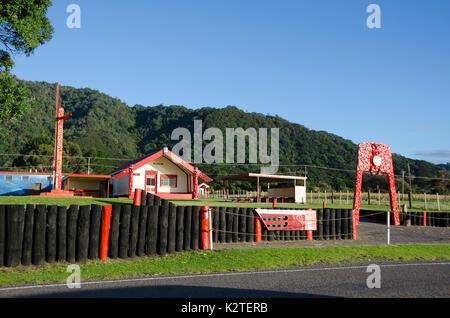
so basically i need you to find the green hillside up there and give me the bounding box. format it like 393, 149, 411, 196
0, 80, 448, 193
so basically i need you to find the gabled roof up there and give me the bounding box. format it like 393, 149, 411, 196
110, 149, 213, 183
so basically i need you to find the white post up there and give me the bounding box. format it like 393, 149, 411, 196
378, 190, 381, 205
387, 210, 390, 245
424, 192, 427, 209
437, 193, 440, 211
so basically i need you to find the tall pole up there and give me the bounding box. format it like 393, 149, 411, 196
402, 171, 405, 204
52, 83, 71, 192
193, 167, 199, 199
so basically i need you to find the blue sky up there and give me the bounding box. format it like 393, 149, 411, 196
10, 0, 450, 164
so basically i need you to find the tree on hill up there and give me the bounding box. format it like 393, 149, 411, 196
14, 135, 87, 173
0, 0, 53, 124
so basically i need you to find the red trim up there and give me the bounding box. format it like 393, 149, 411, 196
110, 149, 212, 183
0, 171, 52, 175
65, 173, 111, 179
156, 192, 194, 199
160, 174, 178, 188
145, 170, 158, 194
0, 171, 110, 179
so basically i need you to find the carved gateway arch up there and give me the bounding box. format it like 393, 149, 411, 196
352, 142, 400, 226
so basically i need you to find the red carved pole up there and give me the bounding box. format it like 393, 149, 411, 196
193, 167, 199, 199
52, 82, 71, 192
128, 166, 134, 199
387, 173, 399, 225
352, 170, 363, 225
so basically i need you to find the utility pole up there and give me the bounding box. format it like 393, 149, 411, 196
402, 171, 405, 204
407, 162, 412, 190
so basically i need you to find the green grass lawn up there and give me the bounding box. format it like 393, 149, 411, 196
0, 196, 448, 212
0, 244, 449, 286
169, 199, 448, 212
0, 196, 132, 207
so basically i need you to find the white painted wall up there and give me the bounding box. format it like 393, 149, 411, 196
133, 156, 189, 193
294, 186, 306, 204
268, 186, 306, 203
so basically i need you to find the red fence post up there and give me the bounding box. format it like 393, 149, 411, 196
133, 189, 142, 206
254, 216, 262, 242
272, 198, 277, 209
99, 205, 112, 260
323, 201, 326, 209
423, 212, 427, 227
306, 208, 313, 240
352, 213, 357, 240
200, 206, 210, 249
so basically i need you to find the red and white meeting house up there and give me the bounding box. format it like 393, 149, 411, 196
109, 148, 213, 199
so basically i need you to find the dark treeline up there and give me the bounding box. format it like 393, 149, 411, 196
0, 80, 448, 193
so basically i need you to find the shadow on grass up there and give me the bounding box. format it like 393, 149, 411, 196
93, 199, 132, 206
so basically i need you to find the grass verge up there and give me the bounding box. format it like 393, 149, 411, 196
0, 197, 447, 212
0, 196, 132, 207
0, 244, 449, 286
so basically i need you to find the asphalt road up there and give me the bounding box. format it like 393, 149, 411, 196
1, 261, 449, 298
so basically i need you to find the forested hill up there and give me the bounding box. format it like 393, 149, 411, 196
0, 80, 448, 192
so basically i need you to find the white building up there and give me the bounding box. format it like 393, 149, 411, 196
109, 148, 212, 199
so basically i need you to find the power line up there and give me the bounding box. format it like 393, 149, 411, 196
0, 153, 449, 181
0, 153, 132, 161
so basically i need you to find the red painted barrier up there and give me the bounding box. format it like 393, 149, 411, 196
200, 206, 210, 249
99, 205, 112, 260
272, 198, 277, 209
133, 189, 142, 206
254, 215, 262, 242
352, 213, 357, 240
323, 201, 326, 209
423, 212, 427, 227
